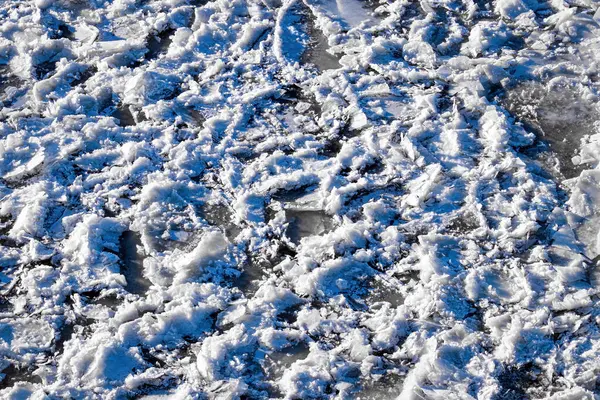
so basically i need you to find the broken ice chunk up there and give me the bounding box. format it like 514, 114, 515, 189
172, 231, 229, 284
123, 71, 180, 106
322, 0, 380, 28
73, 24, 99, 44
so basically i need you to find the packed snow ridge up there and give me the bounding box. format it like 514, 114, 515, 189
0, 0, 600, 398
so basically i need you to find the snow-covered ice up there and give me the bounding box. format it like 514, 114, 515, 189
1, 0, 600, 398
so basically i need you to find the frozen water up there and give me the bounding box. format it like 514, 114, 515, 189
0, 67, 12, 93
365, 277, 404, 308
1, 0, 600, 398
275, 0, 340, 70
145, 29, 175, 61
284, 208, 334, 245
119, 230, 152, 296
200, 203, 241, 242
234, 256, 269, 297
0, 66, 22, 107
69, 65, 97, 87
504, 79, 600, 260
34, 60, 57, 80
264, 341, 310, 382
112, 104, 138, 127
356, 372, 404, 399
301, 21, 341, 71
504, 82, 598, 179
0, 363, 42, 390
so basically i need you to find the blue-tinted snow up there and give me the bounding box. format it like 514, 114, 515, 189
0, 0, 599, 398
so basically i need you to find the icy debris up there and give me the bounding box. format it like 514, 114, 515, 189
172, 231, 229, 284
58, 336, 147, 388
316, 0, 380, 30
1, 318, 54, 353
495, 0, 532, 20
278, 344, 336, 398
294, 257, 374, 298
123, 71, 180, 106
568, 170, 600, 259
73, 24, 99, 44
0, 0, 599, 397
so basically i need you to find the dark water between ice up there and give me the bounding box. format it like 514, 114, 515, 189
119, 230, 152, 295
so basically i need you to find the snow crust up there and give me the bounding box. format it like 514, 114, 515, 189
0, 0, 600, 398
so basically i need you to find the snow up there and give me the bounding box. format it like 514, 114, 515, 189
0, 0, 600, 398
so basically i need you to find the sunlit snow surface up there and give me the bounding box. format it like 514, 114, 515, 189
1, 0, 600, 398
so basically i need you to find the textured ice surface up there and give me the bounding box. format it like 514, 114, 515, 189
1, 0, 600, 398
505, 82, 598, 179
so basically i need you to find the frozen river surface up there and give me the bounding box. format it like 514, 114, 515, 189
1, 0, 600, 398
